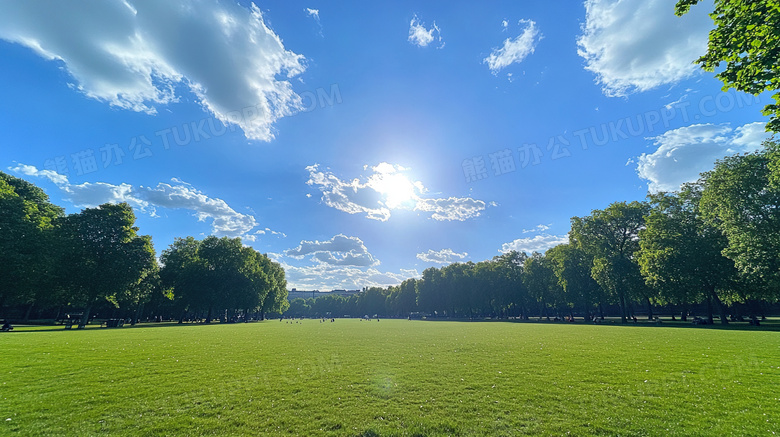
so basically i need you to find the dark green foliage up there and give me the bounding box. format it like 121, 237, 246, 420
571, 201, 650, 323
639, 184, 737, 323
0, 172, 63, 315
160, 235, 286, 322
55, 203, 157, 324
700, 141, 780, 297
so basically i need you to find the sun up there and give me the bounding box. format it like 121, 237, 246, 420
367, 165, 422, 209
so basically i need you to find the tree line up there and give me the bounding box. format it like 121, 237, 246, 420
288, 141, 780, 324
0, 172, 288, 326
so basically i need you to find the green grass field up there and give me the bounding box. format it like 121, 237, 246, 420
1, 319, 778, 436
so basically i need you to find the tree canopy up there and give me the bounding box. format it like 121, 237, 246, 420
676, 0, 780, 131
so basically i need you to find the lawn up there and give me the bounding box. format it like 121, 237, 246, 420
1, 319, 778, 436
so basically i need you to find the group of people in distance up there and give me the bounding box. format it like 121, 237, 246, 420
1, 320, 12, 331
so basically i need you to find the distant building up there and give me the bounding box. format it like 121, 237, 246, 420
287, 288, 361, 301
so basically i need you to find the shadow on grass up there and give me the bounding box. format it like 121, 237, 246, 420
5, 317, 779, 333
418, 316, 780, 332
4, 320, 272, 334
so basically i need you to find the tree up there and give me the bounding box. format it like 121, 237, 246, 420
523, 252, 562, 319
639, 184, 737, 323
490, 251, 528, 318
417, 267, 444, 315
119, 262, 162, 325
546, 244, 602, 320
676, 0, 780, 131
159, 236, 205, 322
258, 256, 288, 319
286, 298, 310, 318
56, 203, 156, 326
700, 143, 780, 301
571, 201, 650, 323
160, 236, 285, 322
386, 278, 418, 317
0, 172, 63, 318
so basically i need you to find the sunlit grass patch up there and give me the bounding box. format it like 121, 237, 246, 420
1, 320, 778, 435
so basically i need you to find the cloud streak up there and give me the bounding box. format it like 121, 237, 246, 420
10, 164, 259, 239
501, 234, 569, 254
484, 19, 540, 73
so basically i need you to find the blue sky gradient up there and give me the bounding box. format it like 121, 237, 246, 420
0, 0, 771, 290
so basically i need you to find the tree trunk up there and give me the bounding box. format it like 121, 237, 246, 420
681, 303, 688, 321
583, 297, 591, 321
598, 304, 604, 320
706, 295, 714, 324
178, 310, 186, 324
645, 296, 653, 320
81, 306, 92, 327
710, 287, 729, 325
132, 302, 144, 326
24, 302, 34, 322
205, 306, 213, 324
619, 293, 627, 323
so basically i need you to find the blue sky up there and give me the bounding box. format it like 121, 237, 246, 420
0, 0, 772, 290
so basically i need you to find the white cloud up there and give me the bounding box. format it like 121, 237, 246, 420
285, 234, 378, 267
484, 19, 540, 73
408, 15, 443, 48
577, 0, 713, 97
636, 122, 771, 192
414, 197, 486, 222
521, 224, 550, 233
8, 164, 259, 239
11, 164, 71, 186
0, 0, 306, 141
255, 227, 287, 238
281, 262, 414, 291
305, 8, 319, 20
500, 234, 569, 254
135, 183, 257, 238
279, 234, 420, 289
306, 163, 486, 221
416, 249, 468, 265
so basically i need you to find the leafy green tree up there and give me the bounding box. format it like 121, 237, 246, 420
286, 298, 310, 318
523, 252, 562, 319
56, 203, 156, 326
119, 262, 162, 325
160, 236, 205, 322
639, 184, 737, 323
490, 251, 528, 318
356, 287, 389, 317
676, 0, 780, 131
0, 172, 63, 317
259, 256, 288, 319
546, 244, 602, 320
571, 201, 650, 323
417, 267, 444, 315
161, 236, 285, 322
386, 278, 418, 316
700, 143, 780, 301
